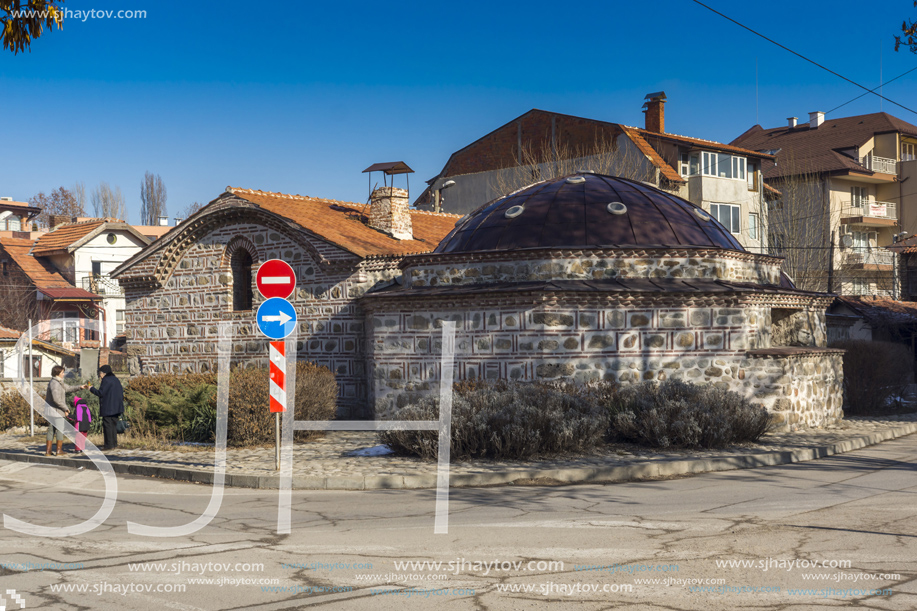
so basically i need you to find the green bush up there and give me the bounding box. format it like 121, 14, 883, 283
831, 340, 913, 415
146, 384, 217, 443
122, 362, 337, 446
381, 381, 609, 460
607, 379, 770, 449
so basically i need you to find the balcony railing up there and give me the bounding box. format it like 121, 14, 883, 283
842, 248, 895, 267
81, 275, 123, 296
860, 155, 897, 174
840, 200, 897, 221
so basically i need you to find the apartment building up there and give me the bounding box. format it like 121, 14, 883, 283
733, 111, 917, 296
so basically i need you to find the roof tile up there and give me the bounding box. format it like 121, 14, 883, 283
0, 237, 73, 289
32, 220, 107, 255
227, 188, 461, 258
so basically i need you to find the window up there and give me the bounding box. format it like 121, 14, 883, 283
50, 312, 79, 344
851, 186, 867, 207
710, 203, 740, 234
230, 248, 254, 311
850, 230, 877, 252
116, 309, 125, 335
747, 162, 758, 190
702, 151, 717, 176
903, 142, 916, 162
732, 156, 747, 181
681, 153, 701, 177
701, 152, 747, 180
748, 213, 759, 240
851, 277, 870, 295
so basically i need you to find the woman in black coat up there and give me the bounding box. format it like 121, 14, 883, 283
83, 365, 124, 450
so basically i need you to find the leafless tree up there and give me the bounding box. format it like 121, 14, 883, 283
140, 171, 168, 225
29, 186, 84, 228
72, 181, 87, 214
0, 275, 40, 332
91, 182, 127, 220
182, 201, 205, 217
765, 152, 893, 296
490, 133, 659, 198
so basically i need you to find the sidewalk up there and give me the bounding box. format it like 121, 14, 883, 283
1, 415, 915, 490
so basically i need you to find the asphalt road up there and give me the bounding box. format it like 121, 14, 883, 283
1, 434, 916, 610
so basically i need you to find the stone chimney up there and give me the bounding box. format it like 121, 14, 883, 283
642, 91, 667, 133
787, 117, 798, 128
369, 186, 413, 240
809, 111, 825, 129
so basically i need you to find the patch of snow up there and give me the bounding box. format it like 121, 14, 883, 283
346, 445, 394, 457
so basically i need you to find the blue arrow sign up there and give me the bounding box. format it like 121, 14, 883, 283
256, 297, 297, 340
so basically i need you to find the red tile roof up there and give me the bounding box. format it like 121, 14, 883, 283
834, 296, 917, 326
629, 126, 775, 160
0, 325, 19, 339
32, 220, 107, 255
731, 112, 917, 179
620, 127, 684, 183
0, 237, 73, 289
227, 188, 461, 258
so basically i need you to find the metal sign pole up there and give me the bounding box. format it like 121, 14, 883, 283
269, 340, 286, 471
28, 319, 33, 437
275, 413, 280, 471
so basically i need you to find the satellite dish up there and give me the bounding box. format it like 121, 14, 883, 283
840, 235, 854, 248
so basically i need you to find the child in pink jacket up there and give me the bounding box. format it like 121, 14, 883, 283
70, 396, 92, 452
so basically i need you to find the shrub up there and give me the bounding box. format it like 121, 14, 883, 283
381, 381, 609, 460
145, 384, 217, 443
607, 379, 770, 449
0, 390, 33, 430
831, 340, 914, 415
123, 363, 337, 446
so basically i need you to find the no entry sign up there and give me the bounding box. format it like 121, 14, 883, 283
256, 259, 296, 299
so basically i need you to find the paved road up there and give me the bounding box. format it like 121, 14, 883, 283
1, 435, 916, 610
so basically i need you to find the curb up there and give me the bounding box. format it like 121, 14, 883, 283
1, 422, 915, 490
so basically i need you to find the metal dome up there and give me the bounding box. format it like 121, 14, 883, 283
434, 173, 746, 254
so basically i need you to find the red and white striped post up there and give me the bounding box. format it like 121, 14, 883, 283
269, 340, 287, 470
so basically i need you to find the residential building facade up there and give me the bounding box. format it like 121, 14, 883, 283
415, 93, 774, 253
732, 111, 917, 297
0, 218, 151, 349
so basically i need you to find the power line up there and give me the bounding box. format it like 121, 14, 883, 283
826, 66, 917, 116
690, 0, 917, 116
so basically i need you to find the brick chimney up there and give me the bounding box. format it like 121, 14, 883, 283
48, 214, 73, 229
642, 91, 667, 133
369, 186, 413, 240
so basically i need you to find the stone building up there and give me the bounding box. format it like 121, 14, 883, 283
366, 173, 843, 430
114, 173, 843, 429
111, 185, 459, 417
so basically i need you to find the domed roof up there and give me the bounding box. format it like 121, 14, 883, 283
434, 173, 745, 254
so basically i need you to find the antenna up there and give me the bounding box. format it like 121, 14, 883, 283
756, 57, 759, 125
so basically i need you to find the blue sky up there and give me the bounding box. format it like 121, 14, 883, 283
2, 0, 917, 221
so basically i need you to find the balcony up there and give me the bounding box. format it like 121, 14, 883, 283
81, 275, 123, 296
842, 248, 895, 269
840, 200, 897, 226
860, 155, 897, 175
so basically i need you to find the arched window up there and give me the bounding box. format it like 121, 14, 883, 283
230, 248, 253, 311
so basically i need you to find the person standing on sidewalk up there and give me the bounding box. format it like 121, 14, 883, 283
84, 365, 124, 450
44, 365, 80, 456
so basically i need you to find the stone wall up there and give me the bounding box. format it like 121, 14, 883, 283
120, 212, 401, 418
364, 294, 841, 430
404, 249, 783, 288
